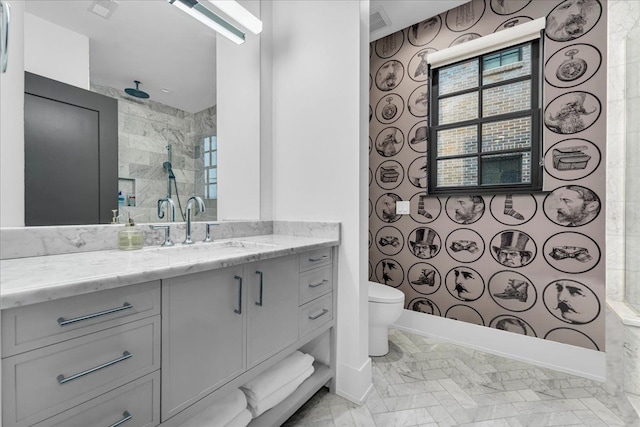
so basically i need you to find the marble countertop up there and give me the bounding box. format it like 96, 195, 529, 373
0, 234, 339, 310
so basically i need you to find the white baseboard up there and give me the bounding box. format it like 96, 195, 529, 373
335, 357, 373, 404
394, 309, 606, 382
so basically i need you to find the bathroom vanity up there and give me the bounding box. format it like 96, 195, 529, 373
0, 222, 339, 427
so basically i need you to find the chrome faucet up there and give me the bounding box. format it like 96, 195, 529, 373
183, 196, 205, 244
157, 197, 176, 222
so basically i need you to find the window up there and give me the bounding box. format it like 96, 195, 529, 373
203, 136, 217, 199
428, 40, 542, 194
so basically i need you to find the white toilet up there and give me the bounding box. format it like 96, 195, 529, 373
368, 281, 405, 356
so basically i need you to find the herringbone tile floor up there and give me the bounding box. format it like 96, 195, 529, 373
283, 329, 640, 427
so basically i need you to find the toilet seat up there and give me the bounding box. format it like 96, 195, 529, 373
368, 281, 404, 304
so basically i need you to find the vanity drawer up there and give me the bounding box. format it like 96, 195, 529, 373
33, 371, 160, 427
299, 265, 333, 305
299, 293, 333, 338
299, 248, 332, 272
2, 317, 160, 427
2, 280, 160, 357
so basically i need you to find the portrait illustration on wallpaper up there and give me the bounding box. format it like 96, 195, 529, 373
446, 196, 485, 225
544, 92, 600, 135
375, 60, 404, 92
543, 279, 600, 325
407, 157, 428, 188
375, 259, 404, 288
409, 297, 441, 316
408, 87, 429, 118
546, 0, 602, 42
375, 193, 402, 223
490, 230, 536, 268
446, 266, 485, 302
408, 227, 440, 259
445, 305, 484, 326
543, 185, 601, 227
408, 16, 441, 46
490, 315, 536, 336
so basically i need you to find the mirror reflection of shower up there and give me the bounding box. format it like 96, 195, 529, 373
159, 144, 186, 221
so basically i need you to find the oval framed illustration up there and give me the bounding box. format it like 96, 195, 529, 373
544, 91, 601, 135
408, 262, 442, 295
446, 195, 485, 225
491, 0, 532, 15
375, 160, 404, 190
544, 327, 599, 351
546, 0, 602, 42
408, 120, 428, 153
375, 193, 403, 223
488, 270, 537, 312
375, 127, 405, 158
543, 279, 600, 325
449, 33, 482, 47
375, 258, 405, 288
407, 86, 429, 118
489, 194, 537, 226
409, 192, 441, 224
490, 230, 537, 268
545, 44, 602, 89
445, 266, 485, 302
543, 185, 601, 227
494, 16, 532, 32
408, 16, 442, 46
375, 30, 404, 58
375, 226, 404, 256
542, 231, 601, 274
489, 315, 536, 336
375, 60, 405, 92
408, 297, 441, 316
446, 0, 485, 32
407, 156, 428, 189
408, 48, 437, 82
407, 227, 441, 260
445, 304, 485, 326
445, 228, 485, 263
375, 93, 404, 124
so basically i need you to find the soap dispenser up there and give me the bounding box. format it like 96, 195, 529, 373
118, 215, 144, 250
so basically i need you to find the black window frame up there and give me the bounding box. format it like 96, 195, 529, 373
428, 39, 543, 195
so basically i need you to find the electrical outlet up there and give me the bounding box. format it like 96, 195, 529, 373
396, 201, 410, 214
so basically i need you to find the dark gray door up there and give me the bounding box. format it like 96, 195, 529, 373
24, 72, 117, 226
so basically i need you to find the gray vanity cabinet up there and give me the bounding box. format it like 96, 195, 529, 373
246, 255, 299, 368
161, 265, 246, 421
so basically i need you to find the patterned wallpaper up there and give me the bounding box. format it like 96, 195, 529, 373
369, 0, 607, 351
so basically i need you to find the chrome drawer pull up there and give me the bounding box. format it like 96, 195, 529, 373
308, 308, 329, 320
57, 351, 132, 385
309, 255, 329, 262
255, 271, 264, 306
109, 411, 132, 427
309, 279, 328, 288
57, 303, 133, 326
234, 276, 243, 314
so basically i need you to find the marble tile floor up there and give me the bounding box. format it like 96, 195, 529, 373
283, 329, 640, 427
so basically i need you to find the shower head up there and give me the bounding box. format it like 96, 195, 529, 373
163, 161, 175, 178
124, 80, 150, 99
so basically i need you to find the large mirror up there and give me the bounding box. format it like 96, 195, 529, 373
24, 0, 218, 224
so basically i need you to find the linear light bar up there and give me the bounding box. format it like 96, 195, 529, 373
206, 0, 262, 35
168, 0, 245, 45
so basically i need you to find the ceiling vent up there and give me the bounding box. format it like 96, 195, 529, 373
87, 0, 119, 20
370, 6, 391, 33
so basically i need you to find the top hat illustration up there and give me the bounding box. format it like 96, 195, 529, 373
492, 231, 532, 258
410, 228, 439, 257
411, 126, 428, 144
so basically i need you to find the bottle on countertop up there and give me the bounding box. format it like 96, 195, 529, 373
118, 215, 144, 250
118, 191, 125, 207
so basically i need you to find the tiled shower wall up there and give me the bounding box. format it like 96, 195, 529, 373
369, 0, 607, 351
92, 84, 217, 222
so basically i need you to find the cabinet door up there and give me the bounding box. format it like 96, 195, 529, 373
247, 256, 299, 367
162, 266, 245, 421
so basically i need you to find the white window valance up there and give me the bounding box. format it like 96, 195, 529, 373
427, 17, 546, 69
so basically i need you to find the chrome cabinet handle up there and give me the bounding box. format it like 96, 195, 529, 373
234, 275, 242, 314
309, 255, 329, 262
308, 308, 329, 320
1, 1, 10, 73
109, 411, 132, 427
309, 279, 328, 288
57, 351, 132, 385
255, 271, 263, 306
57, 303, 133, 326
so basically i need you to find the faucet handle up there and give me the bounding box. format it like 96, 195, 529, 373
204, 223, 219, 242
151, 225, 174, 247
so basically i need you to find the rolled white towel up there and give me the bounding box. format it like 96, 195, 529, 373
225, 409, 252, 427
246, 365, 314, 418
240, 351, 314, 402
180, 389, 247, 427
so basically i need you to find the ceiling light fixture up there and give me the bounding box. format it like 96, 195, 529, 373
205, 0, 262, 35
167, 0, 245, 45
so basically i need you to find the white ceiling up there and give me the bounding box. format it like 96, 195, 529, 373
25, 0, 217, 114
25, 1, 467, 113
370, 0, 468, 41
